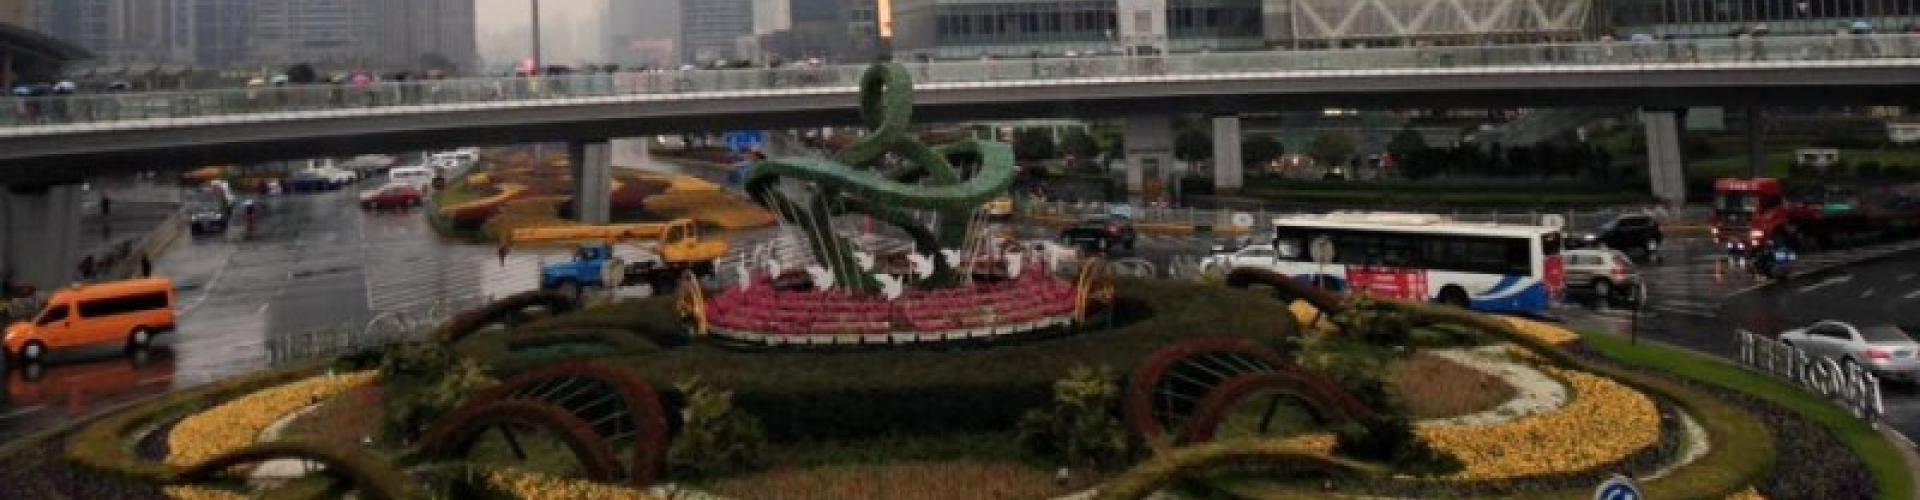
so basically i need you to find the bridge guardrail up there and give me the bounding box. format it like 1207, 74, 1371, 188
4, 34, 1920, 130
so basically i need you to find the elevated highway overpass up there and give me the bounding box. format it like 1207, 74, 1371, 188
3, 34, 1920, 182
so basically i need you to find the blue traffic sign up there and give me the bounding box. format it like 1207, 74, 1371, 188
723, 131, 768, 154
1594, 475, 1642, 500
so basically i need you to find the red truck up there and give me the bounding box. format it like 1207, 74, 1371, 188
1711, 178, 1920, 255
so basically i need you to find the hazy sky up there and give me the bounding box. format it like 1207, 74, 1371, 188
476, 0, 608, 68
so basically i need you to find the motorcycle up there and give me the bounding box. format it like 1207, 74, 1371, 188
1749, 242, 1797, 281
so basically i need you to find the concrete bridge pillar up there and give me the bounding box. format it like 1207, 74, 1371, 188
1, 184, 84, 294
570, 140, 613, 224
1641, 110, 1687, 208
1123, 115, 1174, 204
1211, 115, 1244, 192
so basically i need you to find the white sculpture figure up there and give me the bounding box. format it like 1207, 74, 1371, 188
735, 263, 753, 290
874, 274, 905, 301
765, 258, 783, 279
1005, 251, 1025, 278
854, 251, 875, 271
805, 265, 836, 290
908, 253, 935, 279
940, 249, 960, 269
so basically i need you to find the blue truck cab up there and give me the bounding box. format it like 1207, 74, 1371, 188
541, 244, 616, 291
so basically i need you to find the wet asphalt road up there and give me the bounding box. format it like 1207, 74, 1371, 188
1561, 236, 1920, 443
0, 185, 563, 443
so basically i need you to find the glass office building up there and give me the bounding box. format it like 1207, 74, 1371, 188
894, 0, 1263, 59
1612, 0, 1920, 37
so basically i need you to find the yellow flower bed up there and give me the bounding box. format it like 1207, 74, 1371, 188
1725, 486, 1768, 500
165, 371, 378, 468
1276, 366, 1659, 481
160, 486, 246, 500
485, 467, 660, 499
1287, 300, 1339, 335
1501, 316, 1582, 347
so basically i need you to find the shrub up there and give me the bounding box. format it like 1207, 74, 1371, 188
1017, 365, 1130, 468
667, 378, 768, 479
378, 343, 496, 441
1329, 295, 1414, 347
1333, 414, 1462, 477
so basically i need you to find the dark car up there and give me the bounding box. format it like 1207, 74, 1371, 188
1060, 216, 1137, 253
1569, 213, 1663, 259
187, 201, 231, 234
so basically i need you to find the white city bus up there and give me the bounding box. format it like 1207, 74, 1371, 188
1264, 213, 1564, 314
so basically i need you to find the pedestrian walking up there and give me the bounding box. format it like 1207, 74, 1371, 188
498, 245, 510, 267
100, 194, 111, 216
140, 254, 152, 277
78, 255, 95, 280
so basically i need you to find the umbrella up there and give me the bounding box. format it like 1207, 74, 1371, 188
1851, 21, 1873, 34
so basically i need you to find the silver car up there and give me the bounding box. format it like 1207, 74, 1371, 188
1562, 249, 1639, 304
1778, 321, 1920, 382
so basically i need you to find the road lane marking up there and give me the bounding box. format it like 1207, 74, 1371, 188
1862, 288, 1876, 298
1796, 275, 1853, 294
1905, 289, 1920, 300
1901, 273, 1916, 282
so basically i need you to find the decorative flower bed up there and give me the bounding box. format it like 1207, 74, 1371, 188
484, 467, 657, 499
164, 371, 378, 468
704, 271, 1083, 345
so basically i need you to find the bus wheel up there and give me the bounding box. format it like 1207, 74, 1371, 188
1437, 287, 1470, 310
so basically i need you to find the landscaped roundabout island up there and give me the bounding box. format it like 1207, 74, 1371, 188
2, 62, 1904, 500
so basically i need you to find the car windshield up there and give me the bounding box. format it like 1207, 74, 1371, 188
1860, 325, 1914, 342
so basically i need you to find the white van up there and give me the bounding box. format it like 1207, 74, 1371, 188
388, 166, 435, 188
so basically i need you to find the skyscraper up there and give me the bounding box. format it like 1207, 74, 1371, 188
248, 0, 378, 67
374, 0, 477, 73
681, 0, 752, 63
35, 0, 174, 63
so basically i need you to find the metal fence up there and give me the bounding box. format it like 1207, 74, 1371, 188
5, 34, 1920, 129
1737, 329, 1886, 428
264, 296, 490, 367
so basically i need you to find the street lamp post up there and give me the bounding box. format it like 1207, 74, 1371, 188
530, 0, 544, 70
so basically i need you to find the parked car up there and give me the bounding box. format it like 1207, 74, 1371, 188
5, 278, 177, 363
1778, 321, 1920, 382
1562, 248, 1639, 304
1569, 213, 1663, 259
1059, 216, 1137, 253
186, 201, 230, 234
359, 183, 424, 210
388, 166, 435, 188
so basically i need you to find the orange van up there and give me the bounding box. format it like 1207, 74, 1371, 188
5, 278, 177, 362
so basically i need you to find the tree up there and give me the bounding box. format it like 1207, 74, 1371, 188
1308, 131, 1357, 167
1242, 135, 1284, 169
1174, 126, 1213, 164
1013, 128, 1058, 162
285, 63, 318, 85
1091, 125, 1125, 162
1059, 127, 1099, 162
1386, 127, 1429, 160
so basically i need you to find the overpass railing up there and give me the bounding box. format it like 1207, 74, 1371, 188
4, 34, 1919, 130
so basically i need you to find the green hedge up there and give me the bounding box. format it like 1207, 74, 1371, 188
1584, 333, 1911, 500
495, 280, 1300, 442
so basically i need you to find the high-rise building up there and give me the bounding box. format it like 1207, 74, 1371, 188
248, 0, 379, 67
606, 0, 681, 68
682, 0, 754, 63
373, 0, 477, 73
177, 0, 252, 68
36, 0, 175, 63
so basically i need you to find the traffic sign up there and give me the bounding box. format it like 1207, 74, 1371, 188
1594, 474, 1642, 500
724, 131, 768, 154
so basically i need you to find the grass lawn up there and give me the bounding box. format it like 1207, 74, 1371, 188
1583, 333, 1914, 500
